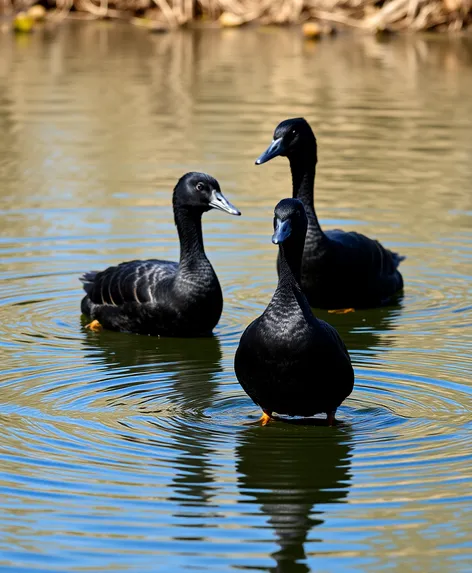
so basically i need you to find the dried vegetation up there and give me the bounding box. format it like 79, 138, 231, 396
2, 0, 471, 32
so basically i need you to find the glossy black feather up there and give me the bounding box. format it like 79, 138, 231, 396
81, 260, 178, 306
301, 228, 404, 308
80, 172, 240, 337
259, 118, 405, 309
234, 199, 354, 419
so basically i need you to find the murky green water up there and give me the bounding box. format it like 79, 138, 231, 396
0, 22, 471, 572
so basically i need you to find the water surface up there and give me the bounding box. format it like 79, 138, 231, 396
0, 23, 471, 572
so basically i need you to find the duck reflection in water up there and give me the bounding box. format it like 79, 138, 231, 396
82, 328, 222, 506
236, 423, 353, 573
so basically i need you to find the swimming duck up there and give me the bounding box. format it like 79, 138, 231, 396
234, 198, 354, 425
256, 118, 405, 310
80, 172, 240, 336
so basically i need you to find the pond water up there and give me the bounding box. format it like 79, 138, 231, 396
0, 22, 471, 572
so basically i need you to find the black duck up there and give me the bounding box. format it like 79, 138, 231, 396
256, 117, 405, 310
80, 172, 240, 337
234, 198, 354, 425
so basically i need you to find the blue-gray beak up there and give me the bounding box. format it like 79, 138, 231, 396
255, 137, 285, 165
209, 190, 241, 216
272, 218, 292, 244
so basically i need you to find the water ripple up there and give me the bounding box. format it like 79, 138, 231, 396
0, 23, 471, 573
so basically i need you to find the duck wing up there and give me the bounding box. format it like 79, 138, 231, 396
80, 259, 178, 306
326, 229, 404, 276
317, 318, 351, 362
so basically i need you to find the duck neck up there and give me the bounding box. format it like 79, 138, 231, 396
288, 153, 324, 240
174, 206, 208, 270
271, 240, 313, 320
278, 240, 303, 289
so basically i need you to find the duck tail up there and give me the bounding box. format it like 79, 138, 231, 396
391, 251, 406, 268
79, 271, 98, 295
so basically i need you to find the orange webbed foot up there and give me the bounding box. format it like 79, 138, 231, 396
328, 308, 355, 314
85, 320, 103, 332
260, 411, 273, 426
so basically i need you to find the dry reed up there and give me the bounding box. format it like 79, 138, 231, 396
4, 0, 472, 31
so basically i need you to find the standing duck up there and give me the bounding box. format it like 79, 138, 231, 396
234, 198, 354, 425
80, 172, 240, 337
256, 118, 405, 310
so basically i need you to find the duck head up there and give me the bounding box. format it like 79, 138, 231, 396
272, 198, 307, 246
173, 172, 241, 216
256, 118, 317, 165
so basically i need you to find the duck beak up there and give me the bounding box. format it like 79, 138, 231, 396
272, 218, 292, 244
209, 190, 241, 216
256, 137, 285, 165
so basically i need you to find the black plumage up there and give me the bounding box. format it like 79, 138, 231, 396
256, 117, 405, 309
234, 198, 354, 422
80, 172, 240, 336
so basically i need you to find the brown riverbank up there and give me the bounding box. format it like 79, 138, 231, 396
2, 0, 471, 33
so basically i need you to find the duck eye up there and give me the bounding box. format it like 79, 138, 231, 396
196, 182, 204, 192
291, 129, 296, 135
